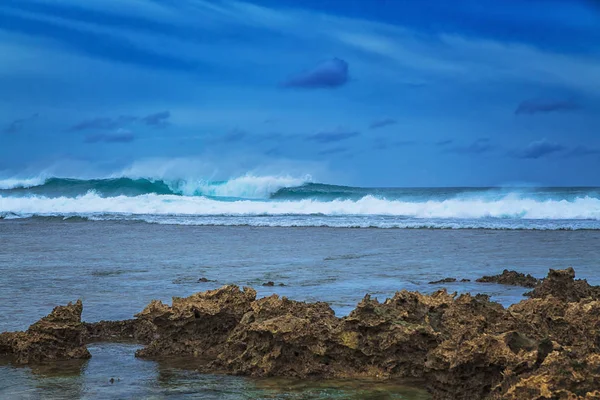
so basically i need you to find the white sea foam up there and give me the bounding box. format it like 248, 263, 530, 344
1, 192, 600, 222
0, 176, 48, 189
165, 174, 310, 198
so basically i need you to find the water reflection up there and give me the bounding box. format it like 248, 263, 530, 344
0, 344, 430, 399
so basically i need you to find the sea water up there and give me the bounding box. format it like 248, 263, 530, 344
1, 175, 600, 398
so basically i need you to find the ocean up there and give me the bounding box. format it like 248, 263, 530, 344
1, 175, 600, 398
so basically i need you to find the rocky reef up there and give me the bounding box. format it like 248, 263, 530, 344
476, 269, 540, 288
2, 268, 600, 399
0, 300, 90, 364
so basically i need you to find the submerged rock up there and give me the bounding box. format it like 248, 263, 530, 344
428, 278, 457, 284
476, 269, 539, 288
0, 300, 90, 364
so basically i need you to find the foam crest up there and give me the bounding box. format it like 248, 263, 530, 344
0, 176, 48, 190
1, 193, 600, 220
167, 174, 310, 198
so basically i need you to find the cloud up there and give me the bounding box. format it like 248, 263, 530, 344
446, 138, 495, 154
436, 139, 454, 146
69, 115, 137, 131
69, 111, 169, 131
2, 113, 39, 134
141, 110, 170, 127
306, 129, 360, 143
515, 99, 582, 115
565, 145, 600, 157
282, 58, 349, 89
373, 138, 416, 150
513, 139, 565, 159
84, 130, 135, 143
318, 147, 348, 155
369, 118, 397, 129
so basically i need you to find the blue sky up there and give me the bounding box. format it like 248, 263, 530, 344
1, 0, 599, 186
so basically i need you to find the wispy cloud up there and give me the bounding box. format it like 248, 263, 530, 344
445, 138, 495, 154
69, 111, 170, 131
2, 113, 39, 134
513, 139, 565, 159
564, 145, 600, 157
141, 111, 170, 127
369, 118, 397, 129
436, 139, 454, 146
373, 137, 415, 150
306, 128, 360, 143
282, 58, 349, 89
515, 99, 581, 115
84, 130, 135, 143
318, 146, 348, 155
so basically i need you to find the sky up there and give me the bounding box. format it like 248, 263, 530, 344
1, 0, 599, 187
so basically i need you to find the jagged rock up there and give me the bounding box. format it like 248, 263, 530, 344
134, 285, 256, 359
84, 319, 156, 344
476, 269, 540, 288
0, 300, 90, 364
3, 268, 600, 400
525, 267, 600, 302
428, 278, 457, 284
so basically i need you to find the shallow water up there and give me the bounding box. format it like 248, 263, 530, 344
0, 343, 428, 399
1, 219, 600, 398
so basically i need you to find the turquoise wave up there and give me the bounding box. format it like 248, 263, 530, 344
1, 176, 600, 202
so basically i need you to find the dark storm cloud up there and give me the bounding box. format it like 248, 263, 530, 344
84, 130, 135, 143
306, 129, 360, 143
369, 118, 397, 129
445, 138, 495, 154
2, 113, 39, 134
282, 58, 349, 89
513, 139, 566, 159
515, 99, 581, 115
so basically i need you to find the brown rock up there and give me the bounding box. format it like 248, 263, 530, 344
134, 285, 256, 360
525, 267, 600, 302
428, 278, 457, 284
476, 269, 539, 288
84, 319, 156, 344
0, 300, 90, 364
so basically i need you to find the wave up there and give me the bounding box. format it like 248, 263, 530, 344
1, 192, 600, 219
0, 175, 309, 199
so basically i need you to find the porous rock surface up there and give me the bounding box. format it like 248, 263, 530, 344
476, 269, 540, 288
3, 268, 600, 400
0, 300, 90, 364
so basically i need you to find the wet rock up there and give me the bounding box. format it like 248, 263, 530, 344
476, 269, 539, 288
0, 300, 90, 364
4, 268, 600, 400
198, 277, 215, 283
134, 285, 256, 360
84, 319, 156, 344
262, 281, 275, 287
428, 278, 457, 284
460, 279, 471, 282
525, 267, 600, 302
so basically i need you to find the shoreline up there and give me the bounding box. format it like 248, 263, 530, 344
2, 268, 600, 399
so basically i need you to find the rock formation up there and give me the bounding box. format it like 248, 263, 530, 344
2, 268, 600, 399
476, 269, 540, 288
0, 300, 90, 364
